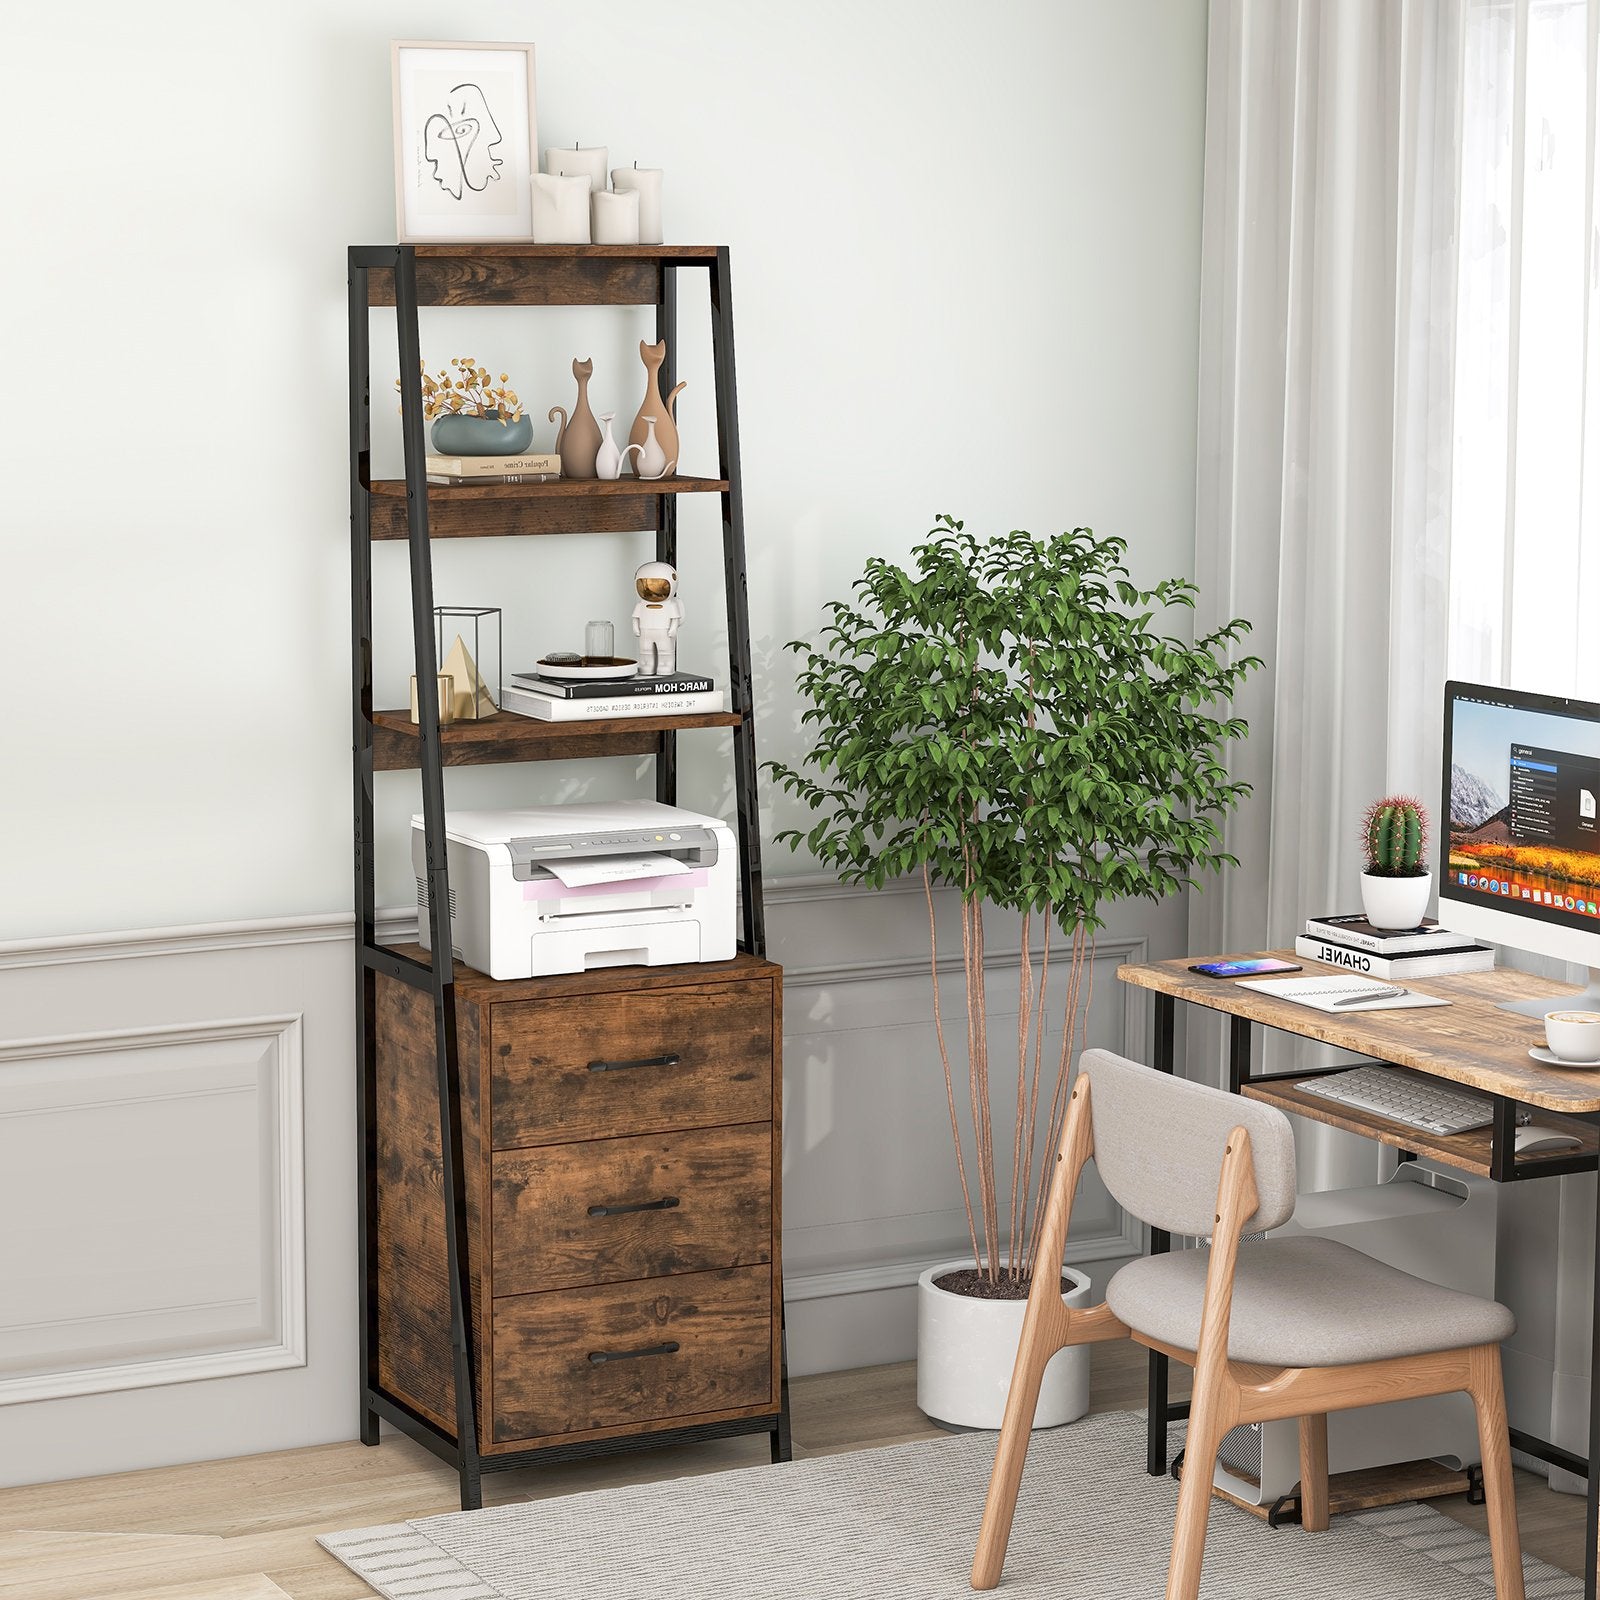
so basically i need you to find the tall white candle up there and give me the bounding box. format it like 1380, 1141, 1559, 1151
544, 143, 609, 200
529, 173, 591, 243
591, 188, 641, 245
611, 165, 663, 244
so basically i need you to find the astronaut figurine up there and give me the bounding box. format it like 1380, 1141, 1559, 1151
631, 560, 682, 676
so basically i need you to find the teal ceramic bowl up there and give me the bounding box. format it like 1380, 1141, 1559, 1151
430, 411, 535, 456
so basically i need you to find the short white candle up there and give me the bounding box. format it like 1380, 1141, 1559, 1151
529, 173, 591, 243
591, 188, 641, 245
611, 165, 663, 244
544, 143, 609, 200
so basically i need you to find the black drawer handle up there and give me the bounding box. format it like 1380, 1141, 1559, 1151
588, 1052, 682, 1073
588, 1340, 680, 1366
587, 1196, 681, 1218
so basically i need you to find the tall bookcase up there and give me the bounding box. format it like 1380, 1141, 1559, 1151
348, 244, 788, 1509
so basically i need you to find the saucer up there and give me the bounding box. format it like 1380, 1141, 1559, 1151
1529, 1045, 1600, 1070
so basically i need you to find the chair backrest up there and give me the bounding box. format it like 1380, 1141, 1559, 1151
1080, 1047, 1296, 1237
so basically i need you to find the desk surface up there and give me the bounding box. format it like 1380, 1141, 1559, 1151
1117, 951, 1600, 1114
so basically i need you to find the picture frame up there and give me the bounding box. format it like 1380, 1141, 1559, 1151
391, 41, 538, 243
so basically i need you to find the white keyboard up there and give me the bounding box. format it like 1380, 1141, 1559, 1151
1295, 1065, 1494, 1136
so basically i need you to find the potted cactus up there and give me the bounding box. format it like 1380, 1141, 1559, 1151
1360, 796, 1433, 930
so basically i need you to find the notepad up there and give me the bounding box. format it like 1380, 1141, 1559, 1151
1236, 975, 1451, 1013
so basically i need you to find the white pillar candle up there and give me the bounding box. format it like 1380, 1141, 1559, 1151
591, 188, 641, 245
611, 165, 663, 244
529, 173, 591, 243
544, 143, 609, 199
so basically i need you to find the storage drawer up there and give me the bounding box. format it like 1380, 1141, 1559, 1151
489, 980, 772, 1148
492, 1122, 772, 1295
490, 1265, 774, 1444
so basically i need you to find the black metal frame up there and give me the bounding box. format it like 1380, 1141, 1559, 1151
1140, 993, 1600, 1597
349, 244, 788, 1511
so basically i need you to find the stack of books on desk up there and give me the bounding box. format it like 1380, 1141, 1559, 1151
1295, 913, 1494, 977
426, 452, 561, 485
501, 671, 726, 722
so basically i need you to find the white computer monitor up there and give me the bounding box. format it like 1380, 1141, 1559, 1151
1440, 680, 1600, 1017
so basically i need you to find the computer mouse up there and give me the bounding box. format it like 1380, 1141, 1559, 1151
1514, 1125, 1583, 1154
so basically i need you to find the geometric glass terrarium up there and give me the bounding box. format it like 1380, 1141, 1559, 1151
433, 605, 501, 721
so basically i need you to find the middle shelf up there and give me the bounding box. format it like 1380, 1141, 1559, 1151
371, 707, 741, 769
367, 475, 729, 539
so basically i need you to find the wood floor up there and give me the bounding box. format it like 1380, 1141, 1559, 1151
0, 1344, 1585, 1598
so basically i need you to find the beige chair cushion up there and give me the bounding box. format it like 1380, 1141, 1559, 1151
1106, 1236, 1515, 1367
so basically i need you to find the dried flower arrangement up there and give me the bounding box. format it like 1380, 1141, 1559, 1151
396, 357, 525, 423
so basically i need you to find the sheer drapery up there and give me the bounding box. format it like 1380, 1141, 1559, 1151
1191, 1, 1460, 1193
1449, 0, 1600, 701
1195, 0, 1600, 1486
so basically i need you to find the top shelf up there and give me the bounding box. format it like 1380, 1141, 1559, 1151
352, 244, 724, 309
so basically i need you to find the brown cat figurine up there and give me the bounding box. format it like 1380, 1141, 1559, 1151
549, 357, 602, 480
628, 340, 686, 475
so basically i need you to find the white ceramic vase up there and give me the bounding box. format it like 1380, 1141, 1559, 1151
634, 414, 676, 481
594, 412, 642, 481
1360, 869, 1433, 931
916, 1258, 1093, 1430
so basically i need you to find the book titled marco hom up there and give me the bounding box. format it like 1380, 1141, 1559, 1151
509, 670, 716, 701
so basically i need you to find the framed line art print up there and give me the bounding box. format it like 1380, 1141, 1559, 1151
392, 41, 538, 242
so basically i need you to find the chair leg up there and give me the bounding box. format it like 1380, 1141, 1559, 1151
1468, 1344, 1525, 1600
969, 1297, 1066, 1590
971, 1104, 1089, 1592
1297, 1413, 1329, 1532
1166, 1380, 1225, 1600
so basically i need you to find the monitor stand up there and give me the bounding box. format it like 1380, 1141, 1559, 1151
1498, 965, 1600, 1019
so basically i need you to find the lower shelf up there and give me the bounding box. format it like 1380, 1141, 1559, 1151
370, 707, 740, 769
1212, 1457, 1473, 1523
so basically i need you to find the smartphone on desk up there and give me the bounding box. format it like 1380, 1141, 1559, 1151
1188, 958, 1303, 979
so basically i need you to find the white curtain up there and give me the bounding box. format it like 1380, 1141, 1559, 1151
1191, 1, 1461, 1193
1196, 0, 1600, 1485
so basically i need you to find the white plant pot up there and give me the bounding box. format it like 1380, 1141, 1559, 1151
916, 1258, 1093, 1431
1360, 869, 1434, 931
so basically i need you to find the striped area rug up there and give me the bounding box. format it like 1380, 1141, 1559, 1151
320, 1411, 1580, 1599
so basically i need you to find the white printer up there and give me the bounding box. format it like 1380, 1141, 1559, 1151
412, 800, 737, 979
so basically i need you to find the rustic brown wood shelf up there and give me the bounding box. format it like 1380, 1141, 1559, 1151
362, 243, 720, 309
351, 243, 781, 1509
365, 475, 729, 540
370, 707, 741, 770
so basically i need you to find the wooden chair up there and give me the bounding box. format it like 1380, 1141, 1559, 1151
970, 1048, 1525, 1600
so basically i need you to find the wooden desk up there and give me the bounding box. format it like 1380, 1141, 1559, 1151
1116, 951, 1600, 1595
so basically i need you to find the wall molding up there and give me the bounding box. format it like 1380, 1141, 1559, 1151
0, 1015, 307, 1406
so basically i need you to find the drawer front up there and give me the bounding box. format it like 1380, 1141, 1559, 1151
492, 1122, 772, 1296
490, 980, 772, 1148
490, 1265, 774, 1444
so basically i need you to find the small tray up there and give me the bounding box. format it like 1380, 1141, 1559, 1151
1529, 1045, 1600, 1070
534, 656, 638, 682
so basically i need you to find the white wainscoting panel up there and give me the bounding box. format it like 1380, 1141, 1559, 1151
766, 875, 1185, 1376
0, 1015, 304, 1404
0, 884, 1184, 1483
0, 918, 352, 1488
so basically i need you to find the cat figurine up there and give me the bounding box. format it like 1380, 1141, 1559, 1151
548, 357, 603, 480
628, 340, 686, 476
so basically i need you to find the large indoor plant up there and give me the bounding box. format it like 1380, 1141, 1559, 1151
768, 517, 1260, 1428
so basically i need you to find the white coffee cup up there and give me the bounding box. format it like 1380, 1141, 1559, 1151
1545, 1010, 1600, 1063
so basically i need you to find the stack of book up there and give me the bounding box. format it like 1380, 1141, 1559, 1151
426, 452, 561, 486
1295, 913, 1494, 977
501, 670, 726, 722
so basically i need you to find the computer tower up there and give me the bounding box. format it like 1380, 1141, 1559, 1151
1210, 1161, 1496, 1507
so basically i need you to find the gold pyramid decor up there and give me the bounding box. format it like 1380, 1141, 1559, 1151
440, 634, 498, 720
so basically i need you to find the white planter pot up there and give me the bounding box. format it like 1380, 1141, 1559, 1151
916, 1258, 1093, 1430
1360, 869, 1433, 931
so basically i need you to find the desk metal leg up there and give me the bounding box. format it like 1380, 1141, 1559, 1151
1147, 992, 1176, 1477
1587, 1151, 1600, 1600
1228, 1014, 1252, 1094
